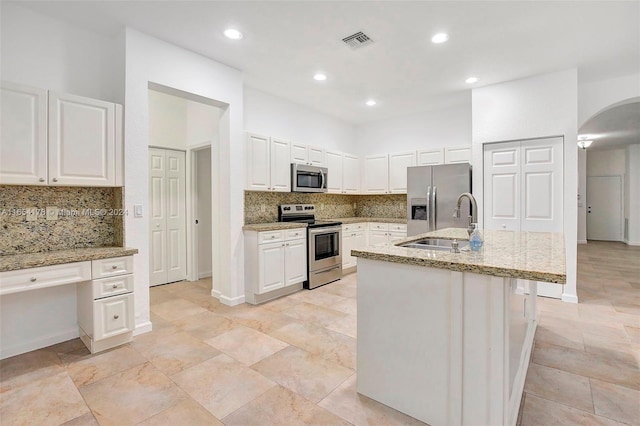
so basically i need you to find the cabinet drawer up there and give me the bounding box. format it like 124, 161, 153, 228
94, 293, 135, 340
369, 223, 389, 231
92, 256, 133, 279
259, 230, 284, 244
0, 261, 91, 295
343, 223, 366, 232
389, 223, 407, 232
92, 274, 134, 299
285, 228, 306, 240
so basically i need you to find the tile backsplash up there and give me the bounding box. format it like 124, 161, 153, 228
0, 186, 124, 255
244, 191, 407, 224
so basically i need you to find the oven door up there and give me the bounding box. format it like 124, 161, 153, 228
291, 164, 327, 193
308, 226, 342, 271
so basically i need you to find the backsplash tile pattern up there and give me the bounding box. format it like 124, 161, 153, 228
244, 191, 407, 224
0, 186, 124, 256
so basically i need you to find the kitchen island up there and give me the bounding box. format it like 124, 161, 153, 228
352, 228, 565, 426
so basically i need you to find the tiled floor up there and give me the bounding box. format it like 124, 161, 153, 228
1, 241, 638, 425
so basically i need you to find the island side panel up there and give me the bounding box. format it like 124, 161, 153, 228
356, 258, 464, 426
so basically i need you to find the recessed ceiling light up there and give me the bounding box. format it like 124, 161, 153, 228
224, 28, 243, 40
313, 73, 327, 81
431, 33, 449, 44
465, 77, 479, 84
365, 99, 377, 106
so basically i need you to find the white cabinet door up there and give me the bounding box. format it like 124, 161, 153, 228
389, 151, 416, 194
290, 143, 308, 164
48, 91, 115, 186
308, 146, 325, 166
353, 231, 366, 264
417, 148, 444, 166
270, 138, 291, 192
0, 82, 48, 185
484, 142, 521, 231
149, 149, 167, 286
343, 154, 360, 194
94, 293, 135, 340
326, 151, 343, 193
364, 154, 389, 194
445, 146, 471, 164
258, 241, 285, 293
285, 238, 307, 286
342, 231, 355, 269
369, 230, 388, 246
165, 150, 187, 283
388, 232, 407, 243
246, 133, 270, 190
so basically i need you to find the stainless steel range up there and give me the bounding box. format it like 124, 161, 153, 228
279, 204, 342, 289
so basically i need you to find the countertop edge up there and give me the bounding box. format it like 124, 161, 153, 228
0, 247, 139, 273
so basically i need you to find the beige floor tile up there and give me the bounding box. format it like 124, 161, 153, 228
62, 412, 99, 426
582, 331, 639, 363
45, 338, 87, 355
172, 311, 238, 341
318, 374, 426, 425
624, 326, 640, 344
150, 298, 207, 321
171, 353, 275, 419
330, 297, 358, 315
225, 306, 295, 333
271, 322, 357, 369
149, 287, 175, 306
326, 313, 358, 338
1, 371, 90, 426
205, 326, 289, 366
532, 341, 640, 391
80, 362, 187, 425
289, 288, 350, 308
252, 345, 353, 402
223, 385, 350, 426
137, 398, 223, 425
523, 363, 594, 413
591, 378, 640, 425
67, 345, 147, 387
0, 348, 64, 392
132, 331, 219, 376
520, 394, 623, 426
534, 323, 585, 351
283, 302, 349, 327
261, 294, 304, 312
316, 281, 357, 299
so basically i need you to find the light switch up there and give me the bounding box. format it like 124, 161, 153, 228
46, 206, 58, 221
134, 204, 143, 217
25, 208, 37, 222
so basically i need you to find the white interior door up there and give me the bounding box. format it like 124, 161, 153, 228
587, 176, 622, 241
149, 149, 167, 286
483, 141, 521, 231
166, 150, 187, 283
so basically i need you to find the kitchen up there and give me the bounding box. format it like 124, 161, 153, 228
1, 1, 639, 425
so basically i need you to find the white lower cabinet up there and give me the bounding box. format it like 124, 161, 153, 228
77, 256, 135, 354
245, 228, 307, 304
342, 223, 367, 270
368, 223, 407, 245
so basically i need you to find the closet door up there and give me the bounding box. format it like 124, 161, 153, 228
149, 149, 167, 286
483, 142, 521, 231
165, 150, 187, 283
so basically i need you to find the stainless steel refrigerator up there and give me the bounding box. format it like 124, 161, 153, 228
407, 164, 472, 236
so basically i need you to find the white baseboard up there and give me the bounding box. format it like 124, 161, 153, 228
0, 326, 79, 360
561, 293, 578, 304
577, 239, 587, 244
134, 321, 153, 336
625, 240, 640, 246
219, 294, 246, 306
198, 271, 212, 279
211, 288, 222, 298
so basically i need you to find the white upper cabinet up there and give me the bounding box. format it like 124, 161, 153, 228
246, 133, 290, 192
0, 82, 48, 185
417, 148, 444, 166
291, 143, 325, 166
326, 151, 343, 193
0, 82, 123, 187
444, 146, 472, 164
364, 154, 389, 194
49, 92, 117, 186
388, 151, 416, 193
342, 154, 360, 194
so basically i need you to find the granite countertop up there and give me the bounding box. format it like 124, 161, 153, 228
352, 227, 566, 283
242, 223, 309, 231
0, 247, 139, 272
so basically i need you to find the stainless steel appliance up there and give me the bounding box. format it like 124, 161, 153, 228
291, 164, 328, 193
279, 204, 342, 289
407, 164, 472, 236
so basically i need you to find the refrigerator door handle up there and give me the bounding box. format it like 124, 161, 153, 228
433, 186, 437, 230
426, 186, 432, 232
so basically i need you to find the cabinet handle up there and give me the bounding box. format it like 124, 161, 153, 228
52, 178, 58, 182
39, 178, 45, 182
30, 277, 37, 282
112, 284, 119, 289
270, 235, 275, 239
113, 315, 119, 319
112, 265, 118, 269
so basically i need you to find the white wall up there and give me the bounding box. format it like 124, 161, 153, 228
586, 148, 626, 176
472, 69, 579, 303
355, 100, 472, 156
625, 145, 640, 245
148, 89, 188, 150
197, 147, 212, 278
187, 101, 223, 147
244, 86, 357, 153
577, 149, 587, 243
0, 2, 123, 103
578, 72, 640, 127
124, 28, 245, 333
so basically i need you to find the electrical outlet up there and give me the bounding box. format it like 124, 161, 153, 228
46, 206, 58, 221
260, 204, 266, 213
25, 208, 37, 222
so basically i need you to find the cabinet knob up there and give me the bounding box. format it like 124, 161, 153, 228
112, 265, 118, 269
52, 178, 58, 182
112, 284, 119, 288
39, 178, 45, 182
113, 314, 119, 319
30, 277, 37, 282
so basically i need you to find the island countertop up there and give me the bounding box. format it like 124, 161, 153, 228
351, 227, 566, 283
0, 247, 139, 272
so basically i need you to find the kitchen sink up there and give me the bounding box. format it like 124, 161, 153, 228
398, 238, 468, 251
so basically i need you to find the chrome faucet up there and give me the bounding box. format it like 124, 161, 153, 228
453, 192, 478, 235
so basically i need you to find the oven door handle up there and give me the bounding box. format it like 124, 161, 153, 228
308, 227, 341, 236
315, 266, 341, 274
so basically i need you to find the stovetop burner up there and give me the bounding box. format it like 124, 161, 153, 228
279, 204, 342, 228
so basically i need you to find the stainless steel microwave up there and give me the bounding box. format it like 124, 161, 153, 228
291, 164, 328, 193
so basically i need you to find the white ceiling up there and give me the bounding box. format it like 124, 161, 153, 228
13, 1, 640, 124
579, 100, 640, 151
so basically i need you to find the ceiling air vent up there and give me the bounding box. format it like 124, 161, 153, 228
342, 31, 374, 49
